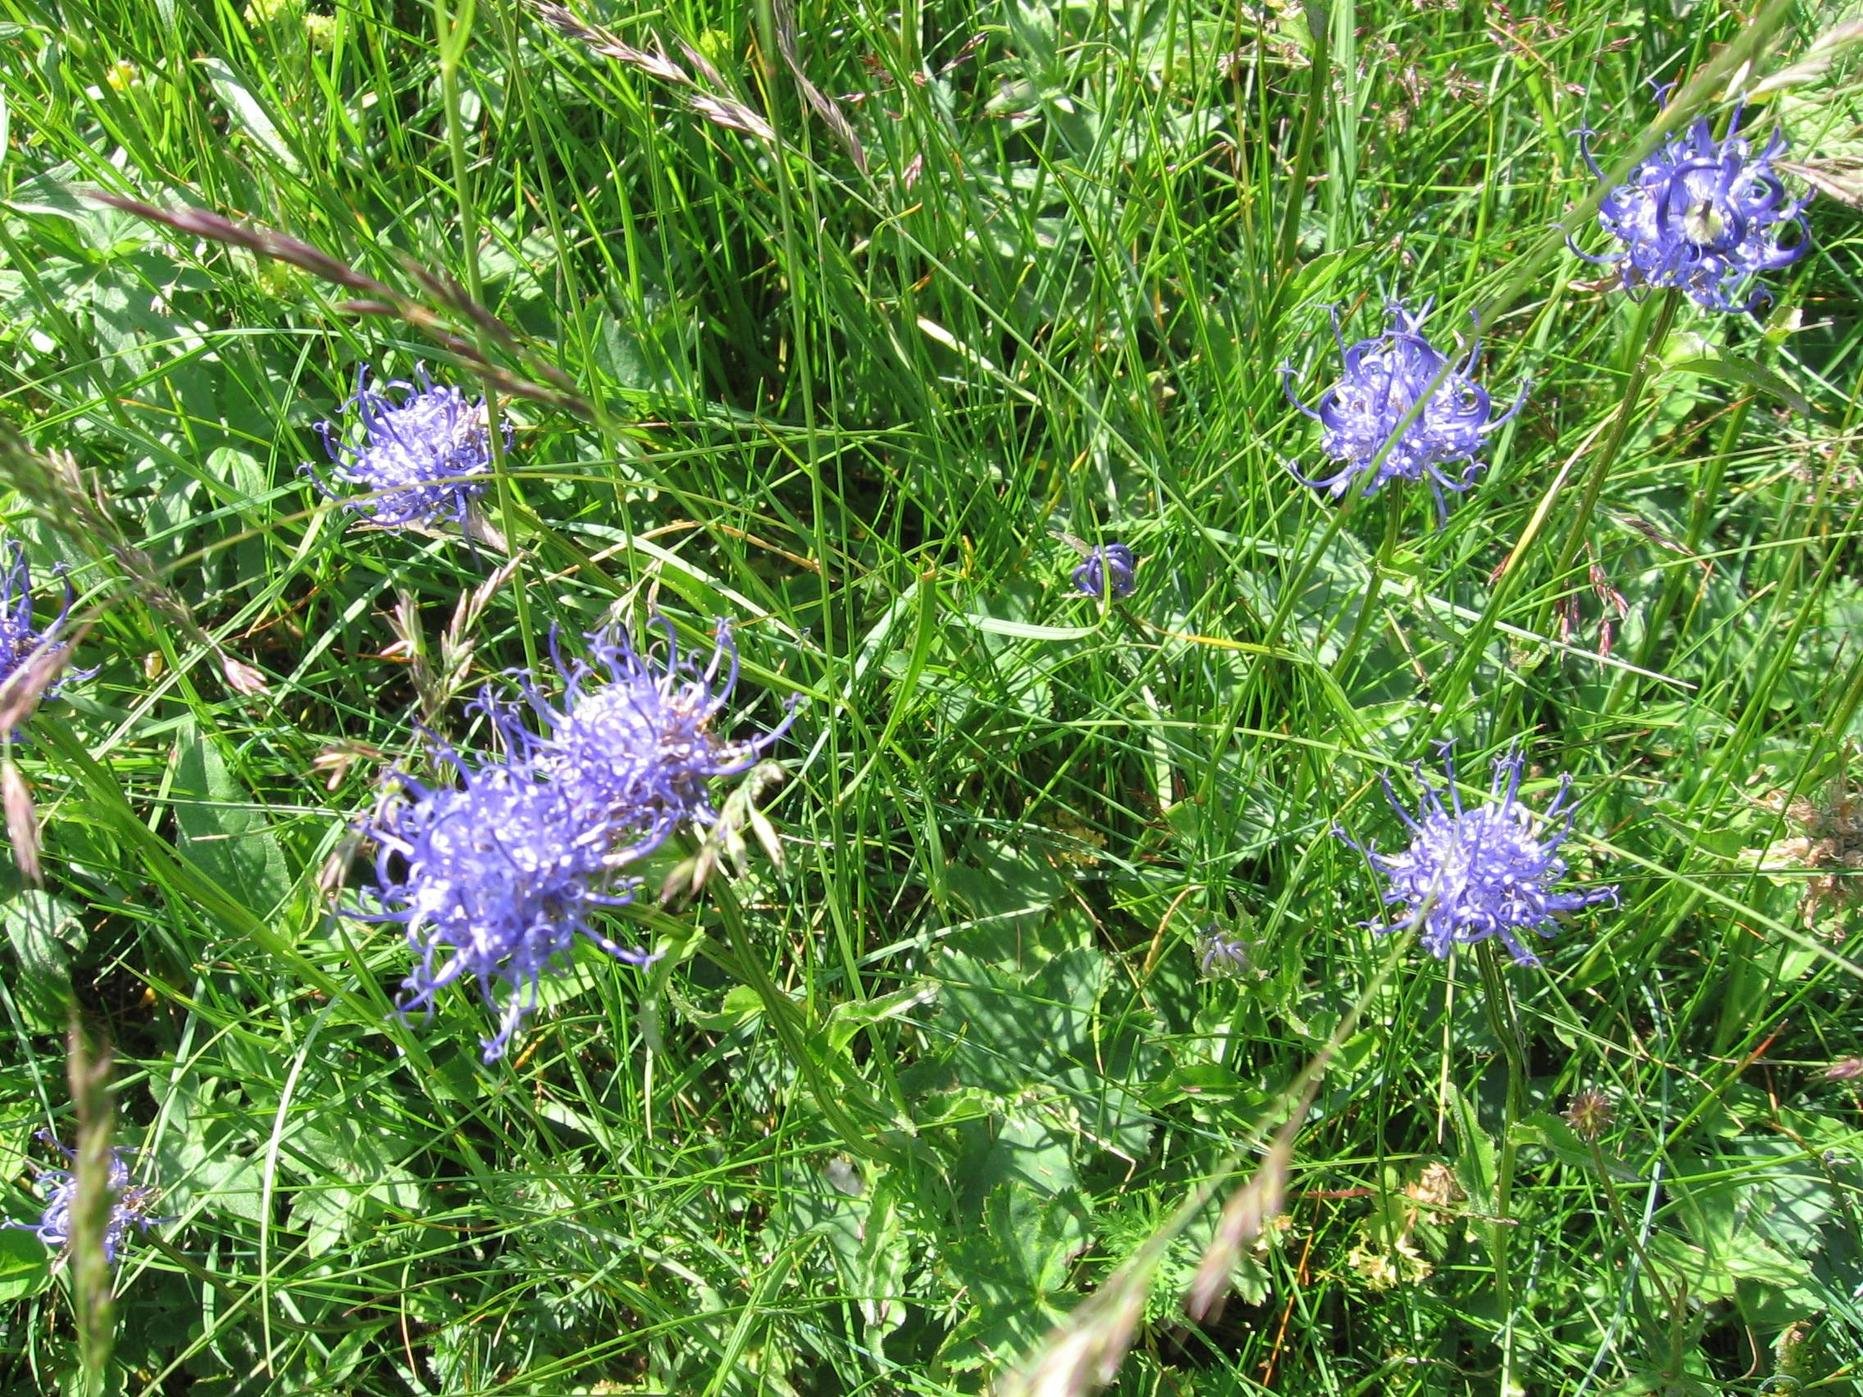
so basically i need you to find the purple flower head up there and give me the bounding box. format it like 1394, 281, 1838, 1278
21, 1134, 158, 1266
1196, 924, 1259, 980
1070, 542, 1138, 600
354, 617, 791, 1062
1337, 745, 1617, 966
359, 752, 653, 1062
0, 541, 81, 709
504, 617, 798, 840
1283, 301, 1526, 521
1576, 101, 1810, 313
307, 365, 510, 529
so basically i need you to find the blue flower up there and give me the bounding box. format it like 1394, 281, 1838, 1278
358, 618, 793, 1061
1283, 301, 1526, 520
21, 1134, 157, 1266
1196, 924, 1258, 980
505, 618, 798, 839
308, 365, 509, 529
1070, 543, 1138, 600
1577, 103, 1810, 313
0, 541, 79, 705
1338, 746, 1617, 966
360, 751, 653, 1063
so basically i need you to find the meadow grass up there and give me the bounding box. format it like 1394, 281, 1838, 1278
0, 0, 1860, 1392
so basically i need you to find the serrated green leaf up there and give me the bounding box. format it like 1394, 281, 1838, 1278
942, 1164, 1092, 1370
937, 948, 1159, 1161
1445, 1080, 1497, 1220
945, 837, 1070, 946
206, 445, 267, 507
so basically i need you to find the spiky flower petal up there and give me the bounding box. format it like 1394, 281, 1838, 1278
308, 365, 508, 529
1577, 105, 1811, 313
1283, 301, 1525, 520
1338, 746, 1616, 966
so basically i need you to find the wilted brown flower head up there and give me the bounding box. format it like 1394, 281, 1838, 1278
1565, 1088, 1614, 1142
1743, 771, 1863, 935
1404, 1161, 1466, 1224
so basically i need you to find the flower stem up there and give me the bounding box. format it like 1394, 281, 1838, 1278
431, 0, 538, 673
1584, 1135, 1672, 1313
1331, 496, 1404, 680
1474, 940, 1528, 1380
1534, 292, 1679, 641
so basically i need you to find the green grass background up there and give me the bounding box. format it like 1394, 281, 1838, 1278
1, 0, 1860, 1391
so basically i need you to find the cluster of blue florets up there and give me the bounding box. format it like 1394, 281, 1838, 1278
1577, 104, 1810, 313
307, 365, 509, 530
1339, 746, 1618, 967
358, 620, 795, 1061
1071, 542, 1138, 600
361, 751, 637, 1060
516, 620, 786, 835
1283, 301, 1527, 521
0, 542, 79, 713
15, 1135, 158, 1268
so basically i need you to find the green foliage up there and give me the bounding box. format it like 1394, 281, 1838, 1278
0, 0, 1858, 1392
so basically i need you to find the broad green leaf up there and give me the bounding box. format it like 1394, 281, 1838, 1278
1667, 354, 1814, 417
1, 890, 84, 1030
942, 1161, 1092, 1370
667, 982, 764, 1034
198, 58, 301, 172
1235, 530, 1372, 665
171, 719, 294, 919
1444, 1080, 1498, 1224
946, 837, 1070, 949
0, 1228, 50, 1301
286, 1117, 422, 1258
937, 947, 1160, 1161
